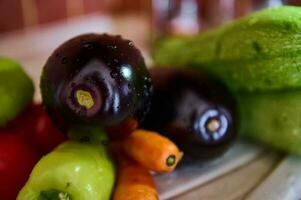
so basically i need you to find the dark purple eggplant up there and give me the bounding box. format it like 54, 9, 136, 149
141, 67, 237, 160
40, 34, 152, 137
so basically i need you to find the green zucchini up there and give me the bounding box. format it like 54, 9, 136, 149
238, 89, 301, 154
154, 6, 301, 92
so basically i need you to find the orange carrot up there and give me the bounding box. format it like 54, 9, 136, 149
113, 154, 159, 200
122, 129, 183, 173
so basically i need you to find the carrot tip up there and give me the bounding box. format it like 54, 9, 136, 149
166, 155, 176, 167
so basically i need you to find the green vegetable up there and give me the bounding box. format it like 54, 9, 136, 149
154, 6, 301, 92
67, 125, 108, 144
0, 57, 34, 126
238, 89, 301, 154
17, 132, 115, 200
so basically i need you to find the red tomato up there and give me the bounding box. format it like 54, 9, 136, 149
3, 103, 66, 154
33, 103, 67, 153
3, 104, 37, 148
0, 133, 39, 200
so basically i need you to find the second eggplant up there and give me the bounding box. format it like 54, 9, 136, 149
141, 67, 238, 160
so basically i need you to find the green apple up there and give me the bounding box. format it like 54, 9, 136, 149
0, 57, 34, 126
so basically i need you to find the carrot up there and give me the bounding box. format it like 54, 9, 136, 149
113, 153, 159, 200
122, 129, 183, 173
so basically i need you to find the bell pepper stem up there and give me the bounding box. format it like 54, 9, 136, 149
38, 189, 71, 200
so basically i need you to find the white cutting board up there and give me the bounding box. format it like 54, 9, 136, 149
155, 140, 264, 199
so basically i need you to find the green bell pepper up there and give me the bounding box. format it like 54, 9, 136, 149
17, 127, 115, 200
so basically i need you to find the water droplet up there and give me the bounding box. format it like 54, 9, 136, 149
120, 64, 132, 80
144, 77, 148, 80
113, 58, 119, 63
110, 71, 118, 79
61, 57, 69, 64
81, 42, 94, 50
128, 41, 133, 46
108, 45, 117, 49
137, 93, 141, 97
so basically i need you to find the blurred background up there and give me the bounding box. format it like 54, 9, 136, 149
0, 0, 301, 100
1, 0, 301, 35
0, 0, 151, 34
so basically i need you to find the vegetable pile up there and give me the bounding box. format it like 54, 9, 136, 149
0, 33, 237, 200
3, 5, 301, 199
17, 2, 301, 195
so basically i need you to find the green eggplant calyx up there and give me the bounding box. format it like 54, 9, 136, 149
166, 155, 176, 166
38, 189, 72, 200
68, 125, 108, 144
75, 89, 95, 109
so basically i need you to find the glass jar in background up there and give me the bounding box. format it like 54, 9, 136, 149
204, 0, 288, 28
152, 0, 202, 37
152, 0, 288, 38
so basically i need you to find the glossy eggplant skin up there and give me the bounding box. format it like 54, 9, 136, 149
40, 34, 152, 136
141, 68, 237, 160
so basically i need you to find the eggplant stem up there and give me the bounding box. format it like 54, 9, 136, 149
75, 89, 95, 109
207, 118, 220, 132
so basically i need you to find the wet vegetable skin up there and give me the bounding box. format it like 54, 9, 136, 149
40, 33, 153, 137
17, 140, 115, 200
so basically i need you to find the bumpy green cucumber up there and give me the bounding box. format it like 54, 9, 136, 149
238, 89, 301, 154
0, 57, 34, 126
154, 6, 301, 92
